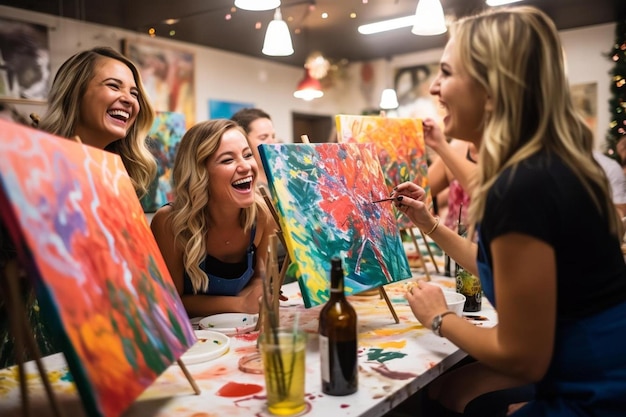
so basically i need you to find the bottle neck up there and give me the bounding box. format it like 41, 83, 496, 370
330, 270, 345, 295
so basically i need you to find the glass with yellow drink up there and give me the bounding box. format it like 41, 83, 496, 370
260, 329, 306, 416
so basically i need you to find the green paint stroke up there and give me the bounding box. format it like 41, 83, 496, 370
366, 348, 407, 362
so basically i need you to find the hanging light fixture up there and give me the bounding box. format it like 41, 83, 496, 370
379, 57, 399, 109
262, 8, 294, 56
380, 89, 399, 109
293, 69, 324, 101
411, 0, 447, 36
486, 0, 523, 5
234, 0, 280, 11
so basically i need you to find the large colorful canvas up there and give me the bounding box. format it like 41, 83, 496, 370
258, 142, 412, 308
140, 111, 186, 212
335, 115, 431, 228
0, 120, 196, 417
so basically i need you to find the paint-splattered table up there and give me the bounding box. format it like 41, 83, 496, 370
0, 275, 496, 417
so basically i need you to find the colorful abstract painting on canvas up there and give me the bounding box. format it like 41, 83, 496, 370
335, 115, 431, 229
258, 142, 411, 308
0, 120, 196, 417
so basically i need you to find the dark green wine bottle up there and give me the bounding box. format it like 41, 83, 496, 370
318, 257, 358, 395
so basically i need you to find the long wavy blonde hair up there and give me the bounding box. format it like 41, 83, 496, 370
38, 47, 156, 197
169, 119, 268, 293
456, 6, 619, 235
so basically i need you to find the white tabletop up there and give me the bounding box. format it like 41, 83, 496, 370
0, 273, 496, 417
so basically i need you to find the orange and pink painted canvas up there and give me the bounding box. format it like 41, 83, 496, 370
258, 142, 411, 308
0, 120, 196, 417
335, 115, 431, 228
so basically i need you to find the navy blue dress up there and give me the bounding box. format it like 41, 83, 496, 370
183, 226, 256, 296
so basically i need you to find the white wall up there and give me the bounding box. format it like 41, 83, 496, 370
0, 6, 616, 148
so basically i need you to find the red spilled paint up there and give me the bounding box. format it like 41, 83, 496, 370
234, 332, 259, 342
216, 382, 263, 397
341, 404, 350, 408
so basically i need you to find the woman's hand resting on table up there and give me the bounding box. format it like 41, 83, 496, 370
405, 280, 450, 330
391, 181, 439, 232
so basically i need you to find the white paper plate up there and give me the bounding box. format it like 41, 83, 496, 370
198, 313, 258, 335
179, 330, 230, 365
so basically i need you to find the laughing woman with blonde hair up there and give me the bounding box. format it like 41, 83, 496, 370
38, 46, 156, 196
151, 119, 273, 318
393, 6, 626, 416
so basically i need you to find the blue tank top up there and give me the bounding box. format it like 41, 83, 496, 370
183, 226, 256, 296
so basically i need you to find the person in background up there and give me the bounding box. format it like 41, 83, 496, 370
1, 46, 157, 368
424, 118, 478, 234
593, 150, 626, 218
393, 6, 626, 416
151, 119, 274, 317
616, 135, 626, 177
231, 107, 277, 188
231, 107, 289, 275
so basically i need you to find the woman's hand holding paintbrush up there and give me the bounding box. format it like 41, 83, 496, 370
371, 196, 401, 204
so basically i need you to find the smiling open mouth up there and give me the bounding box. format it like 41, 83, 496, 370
232, 177, 253, 190
108, 109, 130, 122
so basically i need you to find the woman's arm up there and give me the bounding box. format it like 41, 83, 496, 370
415, 234, 556, 382
423, 119, 478, 194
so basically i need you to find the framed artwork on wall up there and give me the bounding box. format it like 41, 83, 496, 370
209, 99, 253, 119
0, 16, 50, 103
123, 38, 196, 128
0, 120, 196, 417
393, 63, 443, 122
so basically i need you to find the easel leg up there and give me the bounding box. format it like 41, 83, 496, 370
176, 359, 201, 395
418, 229, 440, 274
2, 260, 66, 417
406, 228, 432, 281
378, 287, 399, 324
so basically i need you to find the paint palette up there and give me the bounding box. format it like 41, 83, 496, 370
179, 330, 230, 365
198, 313, 258, 335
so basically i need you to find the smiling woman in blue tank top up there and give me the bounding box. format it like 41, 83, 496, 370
151, 119, 273, 317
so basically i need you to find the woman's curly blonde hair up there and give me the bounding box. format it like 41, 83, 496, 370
169, 119, 269, 293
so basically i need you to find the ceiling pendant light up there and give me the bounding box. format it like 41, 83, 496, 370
293, 69, 324, 101
262, 8, 294, 56
379, 57, 399, 109
235, 0, 281, 11
411, 0, 447, 36
379, 88, 399, 110
486, 0, 523, 6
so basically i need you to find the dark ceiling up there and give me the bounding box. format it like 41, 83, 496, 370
3, 0, 625, 68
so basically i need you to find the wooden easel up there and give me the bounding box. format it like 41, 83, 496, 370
1, 259, 201, 417
1, 260, 65, 417
404, 227, 439, 281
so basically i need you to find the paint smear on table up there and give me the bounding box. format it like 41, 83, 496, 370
217, 382, 264, 397
370, 362, 417, 380
366, 348, 407, 363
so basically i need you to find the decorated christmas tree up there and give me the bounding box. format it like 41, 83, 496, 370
606, 19, 626, 162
